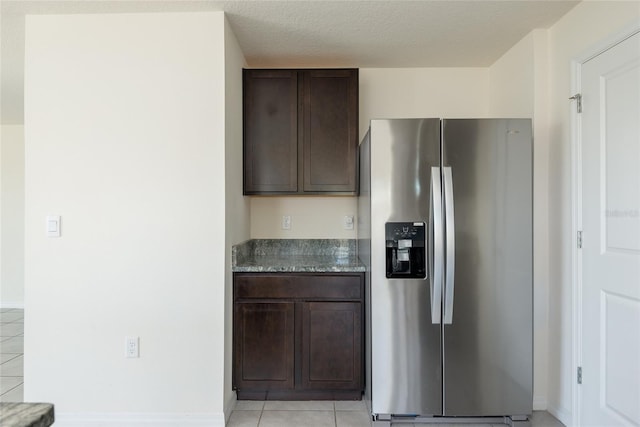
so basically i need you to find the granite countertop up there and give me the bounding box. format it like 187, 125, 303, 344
0, 403, 54, 427
232, 239, 365, 273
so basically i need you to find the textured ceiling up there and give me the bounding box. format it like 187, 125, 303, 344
0, 0, 579, 124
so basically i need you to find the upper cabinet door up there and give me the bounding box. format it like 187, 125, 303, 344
243, 70, 298, 194
243, 68, 358, 195
302, 69, 358, 193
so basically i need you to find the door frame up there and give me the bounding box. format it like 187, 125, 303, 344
570, 23, 640, 427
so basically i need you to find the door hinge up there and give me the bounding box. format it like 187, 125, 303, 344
577, 366, 583, 384
570, 93, 582, 113
577, 230, 583, 249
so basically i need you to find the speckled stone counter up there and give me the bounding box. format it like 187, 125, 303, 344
0, 403, 54, 427
232, 239, 365, 272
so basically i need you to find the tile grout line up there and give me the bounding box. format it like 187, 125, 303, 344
333, 401, 337, 427
256, 401, 264, 427
0, 381, 24, 397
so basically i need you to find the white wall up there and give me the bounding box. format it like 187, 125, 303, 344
546, 2, 640, 424
25, 12, 228, 425
223, 15, 248, 420
489, 33, 535, 117
488, 29, 551, 411
250, 197, 357, 239
1, 125, 25, 308
359, 67, 490, 138
250, 67, 490, 239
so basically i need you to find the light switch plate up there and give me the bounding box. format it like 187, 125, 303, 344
46, 215, 61, 237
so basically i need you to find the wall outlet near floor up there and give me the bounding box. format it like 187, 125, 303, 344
282, 215, 291, 230
125, 336, 139, 358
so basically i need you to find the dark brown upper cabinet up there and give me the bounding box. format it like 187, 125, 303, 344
243, 69, 358, 195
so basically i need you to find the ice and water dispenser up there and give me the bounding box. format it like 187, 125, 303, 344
385, 222, 426, 278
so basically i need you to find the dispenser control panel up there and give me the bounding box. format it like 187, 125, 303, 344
385, 222, 426, 279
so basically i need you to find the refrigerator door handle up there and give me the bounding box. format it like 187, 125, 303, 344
429, 167, 443, 324
443, 166, 455, 324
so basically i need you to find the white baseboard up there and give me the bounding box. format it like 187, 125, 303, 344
533, 395, 547, 411
54, 412, 225, 427
0, 302, 24, 309
224, 390, 237, 423
547, 402, 572, 426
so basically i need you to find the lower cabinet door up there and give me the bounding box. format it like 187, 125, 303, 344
301, 301, 362, 390
234, 302, 295, 390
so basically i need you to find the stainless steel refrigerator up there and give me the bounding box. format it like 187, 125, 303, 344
357, 119, 533, 426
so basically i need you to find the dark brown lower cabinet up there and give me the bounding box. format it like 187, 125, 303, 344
302, 302, 362, 391
234, 302, 295, 391
233, 273, 364, 400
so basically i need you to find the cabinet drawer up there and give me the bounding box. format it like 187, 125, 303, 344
234, 274, 362, 300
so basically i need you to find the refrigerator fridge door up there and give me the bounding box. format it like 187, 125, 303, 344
441, 119, 533, 416
369, 119, 443, 416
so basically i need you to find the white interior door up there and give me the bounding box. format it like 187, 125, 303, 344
580, 31, 640, 426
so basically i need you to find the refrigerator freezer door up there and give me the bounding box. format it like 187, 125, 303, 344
369, 119, 442, 416
442, 119, 533, 416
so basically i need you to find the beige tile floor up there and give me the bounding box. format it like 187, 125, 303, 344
0, 308, 24, 402
227, 400, 565, 427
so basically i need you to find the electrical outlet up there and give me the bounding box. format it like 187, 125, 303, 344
282, 215, 291, 230
344, 215, 354, 230
125, 336, 139, 358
